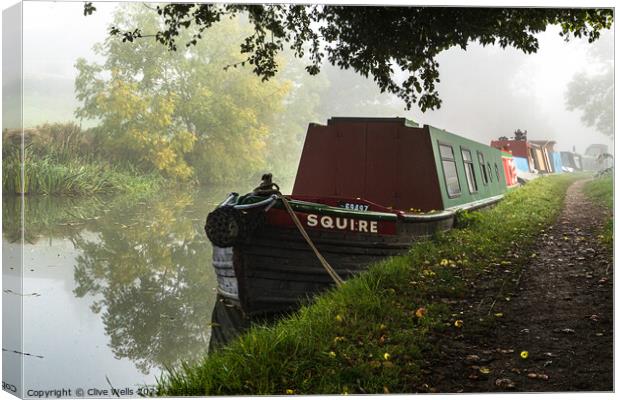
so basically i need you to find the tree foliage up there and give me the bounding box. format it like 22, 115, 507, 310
76, 5, 290, 183
564, 28, 613, 138
565, 63, 613, 138
85, 3, 613, 111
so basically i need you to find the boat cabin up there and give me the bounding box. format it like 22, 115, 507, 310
292, 117, 507, 213
583, 144, 612, 171
501, 151, 519, 187
490, 138, 558, 174
490, 138, 534, 173
560, 151, 583, 172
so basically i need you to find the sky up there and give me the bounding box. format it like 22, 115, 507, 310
2, 0, 615, 154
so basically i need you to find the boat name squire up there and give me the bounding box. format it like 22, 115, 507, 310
306, 214, 378, 233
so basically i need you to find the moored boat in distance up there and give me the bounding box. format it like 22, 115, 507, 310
205, 117, 509, 316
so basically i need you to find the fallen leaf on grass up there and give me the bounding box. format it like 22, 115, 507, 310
333, 336, 345, 343
465, 354, 480, 362
527, 373, 549, 380
415, 307, 427, 318
495, 378, 516, 389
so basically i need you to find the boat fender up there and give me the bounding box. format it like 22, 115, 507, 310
205, 205, 246, 247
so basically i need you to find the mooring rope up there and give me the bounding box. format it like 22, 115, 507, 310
278, 194, 344, 287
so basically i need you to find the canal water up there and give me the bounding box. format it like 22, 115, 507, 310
2, 183, 263, 396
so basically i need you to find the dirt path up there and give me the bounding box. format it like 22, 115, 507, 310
423, 180, 613, 392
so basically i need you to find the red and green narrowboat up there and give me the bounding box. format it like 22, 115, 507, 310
206, 117, 509, 316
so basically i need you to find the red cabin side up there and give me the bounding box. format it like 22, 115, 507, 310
490, 140, 530, 159
292, 118, 444, 212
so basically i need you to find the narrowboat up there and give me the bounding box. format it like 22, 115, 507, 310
560, 151, 583, 172
582, 144, 613, 171
205, 117, 509, 316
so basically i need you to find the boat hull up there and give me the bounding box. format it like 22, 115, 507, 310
214, 214, 454, 316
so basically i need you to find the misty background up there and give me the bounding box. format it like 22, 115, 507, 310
15, 1, 614, 156
0, 2, 613, 387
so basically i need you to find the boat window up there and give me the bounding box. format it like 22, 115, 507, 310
478, 151, 489, 185
439, 144, 454, 159
439, 143, 461, 198
487, 162, 492, 182
494, 163, 500, 181
461, 148, 478, 193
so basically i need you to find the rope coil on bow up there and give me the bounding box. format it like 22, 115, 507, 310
203, 173, 343, 286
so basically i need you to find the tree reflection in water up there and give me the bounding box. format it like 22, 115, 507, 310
4, 189, 225, 375
72, 191, 218, 374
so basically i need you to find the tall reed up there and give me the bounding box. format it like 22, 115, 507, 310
2, 123, 162, 196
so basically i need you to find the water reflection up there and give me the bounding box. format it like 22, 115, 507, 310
2, 194, 108, 245
71, 191, 217, 374
2, 186, 246, 387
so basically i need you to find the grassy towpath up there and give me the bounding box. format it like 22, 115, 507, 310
157, 174, 585, 396
423, 177, 613, 392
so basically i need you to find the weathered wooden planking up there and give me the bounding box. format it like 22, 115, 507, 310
231, 215, 454, 316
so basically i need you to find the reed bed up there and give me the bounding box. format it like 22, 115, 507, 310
2, 123, 162, 196
3, 151, 161, 195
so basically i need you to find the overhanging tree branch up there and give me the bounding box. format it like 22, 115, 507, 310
84, 3, 613, 111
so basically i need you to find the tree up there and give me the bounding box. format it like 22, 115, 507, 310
84, 3, 613, 111
565, 63, 613, 138
76, 5, 291, 183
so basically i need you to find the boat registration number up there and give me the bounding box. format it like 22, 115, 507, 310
339, 202, 369, 211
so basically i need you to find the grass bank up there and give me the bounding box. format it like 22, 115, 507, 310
157, 174, 580, 396
2, 153, 163, 196
583, 172, 613, 248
